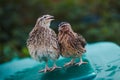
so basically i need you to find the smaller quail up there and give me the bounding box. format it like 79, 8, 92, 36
58, 22, 87, 67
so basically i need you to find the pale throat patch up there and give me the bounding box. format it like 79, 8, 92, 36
45, 22, 50, 28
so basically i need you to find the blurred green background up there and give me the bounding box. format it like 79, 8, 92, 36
0, 0, 120, 63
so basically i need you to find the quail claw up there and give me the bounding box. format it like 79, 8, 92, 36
64, 62, 75, 67
50, 66, 61, 71
39, 67, 51, 73
75, 61, 87, 66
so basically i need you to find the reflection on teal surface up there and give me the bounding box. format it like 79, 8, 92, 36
6, 57, 96, 80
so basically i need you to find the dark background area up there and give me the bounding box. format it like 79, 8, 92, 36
0, 0, 120, 63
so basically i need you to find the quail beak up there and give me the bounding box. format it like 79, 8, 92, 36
58, 26, 63, 31
47, 16, 54, 21
58, 28, 61, 31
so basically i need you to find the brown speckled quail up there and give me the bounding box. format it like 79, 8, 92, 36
58, 22, 87, 67
27, 15, 61, 73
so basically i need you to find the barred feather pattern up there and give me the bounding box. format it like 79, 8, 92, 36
27, 26, 60, 62
58, 31, 86, 58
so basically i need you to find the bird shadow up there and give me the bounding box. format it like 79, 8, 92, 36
40, 61, 96, 80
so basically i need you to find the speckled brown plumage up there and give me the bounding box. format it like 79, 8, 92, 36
58, 22, 87, 66
27, 15, 60, 72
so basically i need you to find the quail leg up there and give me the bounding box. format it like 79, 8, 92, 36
64, 58, 75, 67
75, 57, 87, 66
39, 63, 51, 73
50, 62, 61, 71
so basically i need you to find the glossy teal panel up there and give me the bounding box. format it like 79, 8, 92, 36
6, 56, 96, 80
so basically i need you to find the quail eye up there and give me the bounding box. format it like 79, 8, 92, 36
62, 25, 65, 28
44, 16, 46, 18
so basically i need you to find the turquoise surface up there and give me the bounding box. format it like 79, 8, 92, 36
0, 42, 120, 80
86, 42, 120, 80
5, 57, 96, 80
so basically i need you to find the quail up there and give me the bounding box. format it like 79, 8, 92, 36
58, 22, 87, 67
27, 15, 61, 73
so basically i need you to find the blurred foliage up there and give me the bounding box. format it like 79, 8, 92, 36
0, 0, 120, 63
